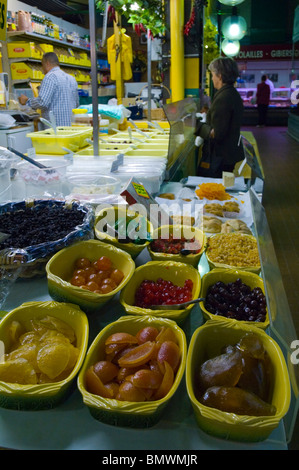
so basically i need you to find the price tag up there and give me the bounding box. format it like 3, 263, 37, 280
132, 182, 150, 199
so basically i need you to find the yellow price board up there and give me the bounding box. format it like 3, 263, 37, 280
0, 1, 7, 42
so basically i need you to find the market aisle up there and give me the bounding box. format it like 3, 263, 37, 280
242, 125, 299, 450
243, 126, 299, 337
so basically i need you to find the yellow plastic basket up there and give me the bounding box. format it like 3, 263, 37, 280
27, 127, 93, 155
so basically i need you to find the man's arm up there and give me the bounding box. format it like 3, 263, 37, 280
19, 75, 56, 111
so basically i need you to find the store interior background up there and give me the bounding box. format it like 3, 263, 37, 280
1, 0, 299, 450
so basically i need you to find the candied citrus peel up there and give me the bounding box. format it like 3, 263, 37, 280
195, 182, 232, 201
1, 315, 79, 385
85, 326, 181, 403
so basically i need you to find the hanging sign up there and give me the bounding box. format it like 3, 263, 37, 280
0, 0, 7, 42
236, 44, 299, 61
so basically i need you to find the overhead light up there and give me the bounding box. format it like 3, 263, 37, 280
218, 0, 245, 5
221, 38, 240, 57
222, 14, 247, 40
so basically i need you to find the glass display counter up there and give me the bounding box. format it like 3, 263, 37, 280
0, 182, 297, 449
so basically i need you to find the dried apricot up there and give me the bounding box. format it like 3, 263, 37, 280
85, 366, 114, 398
136, 326, 159, 344
156, 327, 178, 345
132, 369, 163, 389
154, 361, 174, 400
117, 366, 143, 382
104, 381, 119, 398
157, 341, 181, 372
118, 341, 156, 368
116, 380, 147, 402
105, 332, 138, 346
93, 360, 119, 384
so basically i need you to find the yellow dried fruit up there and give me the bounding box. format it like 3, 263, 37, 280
0, 359, 37, 385
36, 342, 71, 379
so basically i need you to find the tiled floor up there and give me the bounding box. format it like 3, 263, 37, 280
242, 125, 299, 449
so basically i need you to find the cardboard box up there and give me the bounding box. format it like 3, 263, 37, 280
7, 41, 42, 59
120, 178, 172, 229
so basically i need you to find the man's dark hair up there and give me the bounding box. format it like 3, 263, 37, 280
42, 52, 60, 66
261, 75, 267, 81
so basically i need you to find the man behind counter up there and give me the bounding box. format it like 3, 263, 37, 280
19, 52, 79, 126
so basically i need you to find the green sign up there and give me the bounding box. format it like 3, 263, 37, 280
0, 1, 7, 42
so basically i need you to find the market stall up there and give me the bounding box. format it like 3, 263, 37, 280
0, 152, 297, 449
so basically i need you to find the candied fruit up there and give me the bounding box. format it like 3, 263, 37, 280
85, 325, 181, 402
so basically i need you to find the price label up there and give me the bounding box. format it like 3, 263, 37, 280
132, 182, 150, 199
0, 1, 7, 42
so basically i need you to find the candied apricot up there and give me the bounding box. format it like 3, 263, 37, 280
117, 366, 143, 382
85, 366, 114, 398
100, 284, 114, 294
86, 281, 100, 292
93, 360, 119, 384
157, 341, 181, 373
71, 275, 86, 287
116, 380, 147, 402
105, 332, 138, 346
154, 361, 174, 400
75, 257, 91, 269
132, 369, 163, 389
95, 256, 112, 271
136, 326, 159, 344
104, 381, 119, 398
110, 269, 124, 285
156, 327, 178, 345
118, 341, 156, 368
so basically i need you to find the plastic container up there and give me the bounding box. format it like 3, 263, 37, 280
147, 224, 206, 267
0, 300, 89, 411
27, 127, 93, 155
66, 174, 121, 197
199, 268, 270, 329
120, 260, 201, 324
206, 233, 261, 274
186, 319, 291, 442
77, 315, 187, 428
17, 158, 70, 198
94, 206, 153, 259
46, 239, 135, 314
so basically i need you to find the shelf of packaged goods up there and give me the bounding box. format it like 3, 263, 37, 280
6, 30, 90, 53
8, 57, 92, 71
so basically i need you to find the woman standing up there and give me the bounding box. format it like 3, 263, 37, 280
196, 57, 244, 178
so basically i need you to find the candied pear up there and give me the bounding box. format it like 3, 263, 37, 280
237, 352, 270, 401
200, 386, 276, 416
236, 333, 265, 360
198, 349, 243, 393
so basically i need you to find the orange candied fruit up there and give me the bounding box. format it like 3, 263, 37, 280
195, 182, 232, 201
84, 326, 180, 402
70, 255, 124, 295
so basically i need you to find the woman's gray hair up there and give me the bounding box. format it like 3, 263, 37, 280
208, 57, 240, 85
